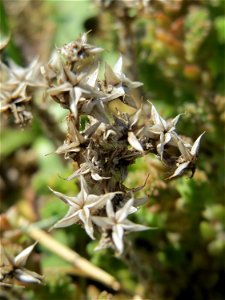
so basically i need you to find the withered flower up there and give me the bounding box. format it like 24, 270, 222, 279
92, 198, 150, 255
66, 158, 110, 181
168, 132, 205, 179
0, 243, 43, 285
49, 176, 120, 239
104, 108, 144, 152
103, 56, 143, 107
59, 32, 103, 64
144, 103, 181, 159
0, 58, 42, 125
42, 34, 204, 255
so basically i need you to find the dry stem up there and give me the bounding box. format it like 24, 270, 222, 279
19, 218, 120, 291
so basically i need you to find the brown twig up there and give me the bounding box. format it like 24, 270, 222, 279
19, 218, 120, 291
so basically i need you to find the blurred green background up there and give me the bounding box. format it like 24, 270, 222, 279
0, 0, 224, 299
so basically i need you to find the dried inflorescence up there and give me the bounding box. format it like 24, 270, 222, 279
40, 33, 204, 255
0, 61, 42, 125
0, 37, 43, 125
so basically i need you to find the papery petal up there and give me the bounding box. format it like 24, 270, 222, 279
81, 32, 87, 44
168, 131, 179, 147
53, 209, 79, 228
167, 161, 190, 180
55, 142, 80, 154
127, 80, 143, 89
130, 107, 142, 128
106, 199, 115, 219
122, 220, 150, 232
112, 225, 124, 254
151, 104, 167, 129
113, 56, 123, 75
105, 63, 120, 86
88, 192, 118, 210
91, 172, 106, 181
14, 269, 42, 284
48, 187, 80, 207
79, 176, 89, 201
164, 132, 172, 145
148, 124, 163, 134
101, 90, 124, 103
85, 194, 99, 207
87, 65, 99, 87
178, 140, 192, 161
92, 216, 114, 228
48, 51, 62, 71
171, 113, 182, 126
48, 82, 71, 96
128, 132, 144, 152
128, 206, 138, 215
14, 243, 37, 267
66, 164, 90, 181
191, 132, 205, 157
157, 133, 165, 160
116, 198, 134, 223
79, 207, 94, 240
69, 86, 82, 119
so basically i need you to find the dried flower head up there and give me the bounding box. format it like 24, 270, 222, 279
168, 132, 205, 179
92, 198, 150, 255
42, 33, 204, 255
49, 176, 121, 239
0, 57, 43, 125
0, 243, 43, 286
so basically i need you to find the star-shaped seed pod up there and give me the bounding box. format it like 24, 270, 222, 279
92, 198, 150, 255
49, 176, 121, 239
59, 32, 103, 65
0, 243, 43, 285
103, 56, 143, 107
66, 158, 110, 182
0, 58, 43, 124
145, 103, 181, 159
168, 132, 205, 179
104, 108, 144, 152
45, 54, 109, 122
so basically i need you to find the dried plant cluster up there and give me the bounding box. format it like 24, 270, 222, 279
40, 33, 204, 255
0, 33, 204, 285
0, 38, 43, 125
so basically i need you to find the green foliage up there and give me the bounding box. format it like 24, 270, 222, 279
215, 16, 225, 43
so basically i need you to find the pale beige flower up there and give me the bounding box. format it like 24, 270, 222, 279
144, 103, 181, 159
0, 243, 43, 285
92, 198, 149, 255
49, 176, 120, 239
103, 56, 143, 107
168, 132, 205, 179
0, 58, 43, 124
